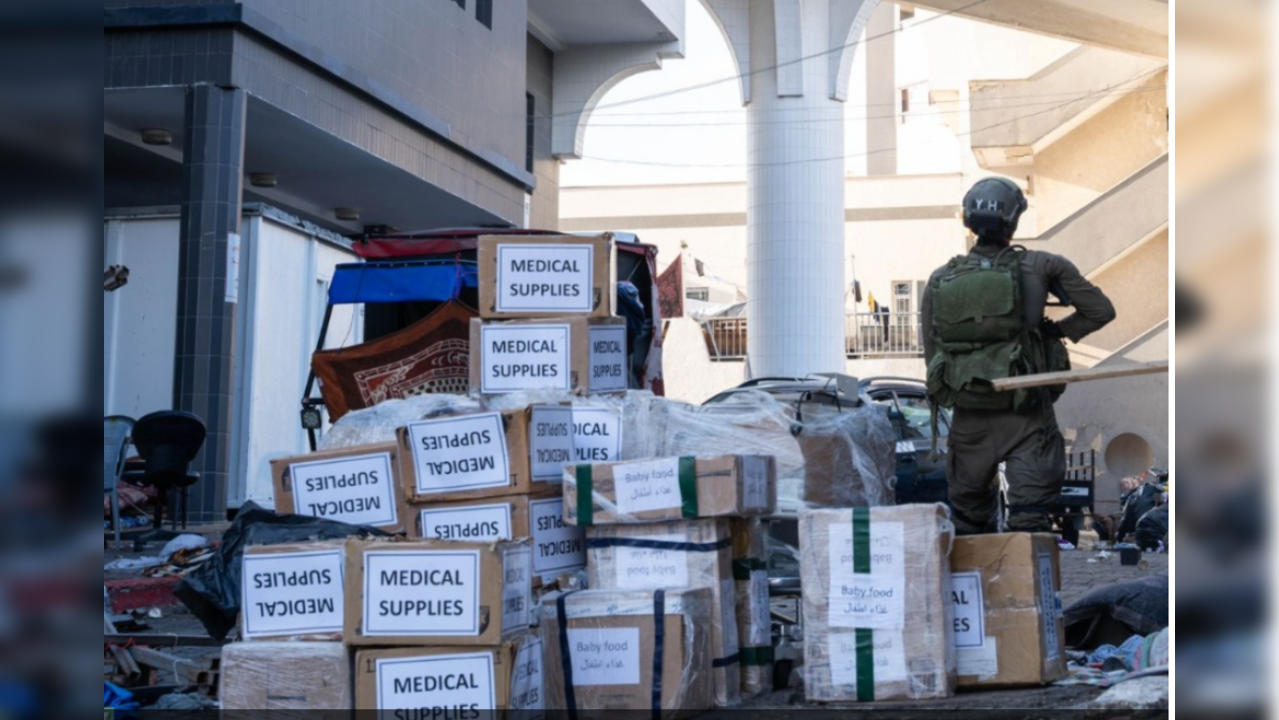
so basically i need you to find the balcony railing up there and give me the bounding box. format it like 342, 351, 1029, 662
700, 312, 924, 361
845, 311, 924, 358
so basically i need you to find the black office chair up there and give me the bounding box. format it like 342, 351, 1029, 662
123, 411, 206, 547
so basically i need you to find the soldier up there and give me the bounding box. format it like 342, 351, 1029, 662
922, 178, 1116, 535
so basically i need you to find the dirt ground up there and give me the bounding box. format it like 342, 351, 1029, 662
107, 539, 1168, 711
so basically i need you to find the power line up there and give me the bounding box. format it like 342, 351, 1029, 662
547, 0, 996, 119
574, 67, 1164, 169
578, 86, 1165, 129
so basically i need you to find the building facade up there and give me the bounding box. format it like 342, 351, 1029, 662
104, 0, 688, 520
563, 2, 1168, 514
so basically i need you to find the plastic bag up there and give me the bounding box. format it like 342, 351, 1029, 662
318, 393, 481, 449
792, 399, 897, 508
1135, 506, 1169, 552
174, 502, 391, 641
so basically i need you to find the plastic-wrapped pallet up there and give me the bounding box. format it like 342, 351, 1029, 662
318, 393, 481, 449
800, 504, 956, 703
220, 642, 352, 710
793, 403, 898, 508
585, 519, 741, 707
731, 519, 773, 699
538, 588, 714, 716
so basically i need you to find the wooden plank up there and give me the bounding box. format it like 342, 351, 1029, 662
992, 360, 1169, 392
104, 634, 227, 649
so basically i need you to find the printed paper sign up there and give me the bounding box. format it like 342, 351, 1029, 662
828, 521, 907, 631
1038, 554, 1062, 659
741, 457, 770, 510
408, 413, 510, 495
720, 577, 741, 654
496, 244, 595, 313
613, 458, 682, 516
240, 550, 344, 639
950, 572, 986, 649
587, 325, 628, 393
567, 627, 642, 686
480, 324, 573, 394
829, 630, 907, 686
419, 503, 512, 542
510, 638, 545, 718
957, 639, 1000, 679
749, 571, 772, 645
530, 406, 575, 481
362, 550, 481, 637
375, 652, 496, 711
289, 452, 398, 527
530, 498, 586, 578
571, 407, 623, 465
615, 534, 689, 589
502, 546, 533, 631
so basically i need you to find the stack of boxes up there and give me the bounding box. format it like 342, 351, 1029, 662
551, 454, 778, 710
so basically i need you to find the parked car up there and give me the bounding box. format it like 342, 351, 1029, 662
703, 375, 950, 506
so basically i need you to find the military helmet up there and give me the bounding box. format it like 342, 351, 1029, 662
962, 177, 1028, 240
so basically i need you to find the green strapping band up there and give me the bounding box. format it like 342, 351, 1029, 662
679, 456, 699, 518
733, 558, 767, 582
577, 465, 594, 527
853, 507, 874, 702
740, 647, 774, 667
856, 628, 876, 703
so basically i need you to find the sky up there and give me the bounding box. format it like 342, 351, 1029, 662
559, 2, 753, 187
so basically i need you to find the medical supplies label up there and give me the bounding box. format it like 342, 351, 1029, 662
289, 452, 397, 527
408, 413, 510, 495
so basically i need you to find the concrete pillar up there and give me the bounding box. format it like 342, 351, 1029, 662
174, 84, 246, 523
865, 2, 898, 175
704, 0, 879, 377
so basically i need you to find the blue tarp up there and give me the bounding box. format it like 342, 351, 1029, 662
328, 261, 478, 305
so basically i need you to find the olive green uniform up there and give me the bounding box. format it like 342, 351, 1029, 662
922, 246, 1116, 534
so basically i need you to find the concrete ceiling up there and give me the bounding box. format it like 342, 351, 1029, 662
909, 0, 1168, 59
528, 0, 677, 48
104, 88, 511, 235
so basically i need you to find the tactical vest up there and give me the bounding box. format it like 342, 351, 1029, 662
926, 246, 1036, 412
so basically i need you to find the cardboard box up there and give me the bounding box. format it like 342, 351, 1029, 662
469, 317, 629, 396
731, 519, 773, 699
540, 589, 714, 715
586, 519, 741, 707
354, 644, 514, 712
397, 409, 535, 503
344, 539, 532, 647
795, 406, 898, 508
478, 234, 617, 319
221, 642, 352, 710
240, 542, 346, 641
407, 493, 588, 584
800, 505, 956, 703
563, 455, 777, 526
270, 442, 407, 532
528, 404, 627, 483
950, 534, 1066, 689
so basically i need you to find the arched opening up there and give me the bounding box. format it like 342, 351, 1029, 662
1105, 432, 1154, 478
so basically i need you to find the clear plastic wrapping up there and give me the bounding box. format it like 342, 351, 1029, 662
584, 519, 741, 707
318, 393, 481, 449
731, 519, 774, 699
537, 588, 714, 715
220, 641, 352, 710
799, 504, 956, 703
792, 400, 898, 508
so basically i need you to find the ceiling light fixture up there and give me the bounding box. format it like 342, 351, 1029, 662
249, 172, 278, 188
335, 208, 361, 221
140, 129, 173, 146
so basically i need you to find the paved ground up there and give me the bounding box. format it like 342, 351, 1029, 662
106, 536, 1168, 711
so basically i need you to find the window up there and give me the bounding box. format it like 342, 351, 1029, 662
899, 6, 916, 22
901, 88, 910, 115
686, 287, 710, 302
893, 281, 912, 315
476, 0, 492, 29
525, 93, 535, 173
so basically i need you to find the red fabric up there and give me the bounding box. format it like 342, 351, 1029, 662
657, 255, 685, 320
